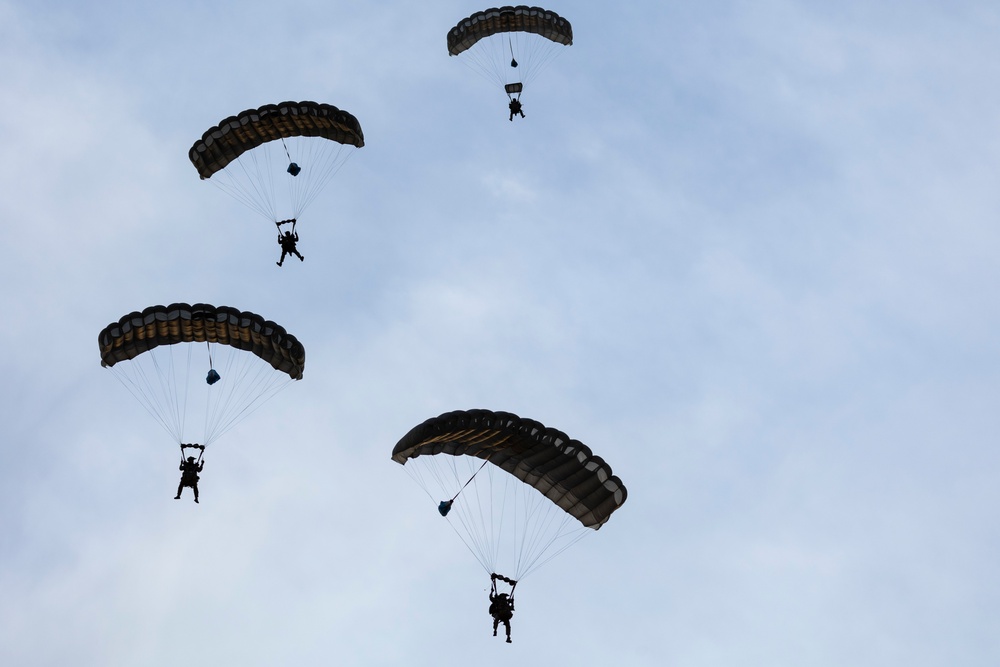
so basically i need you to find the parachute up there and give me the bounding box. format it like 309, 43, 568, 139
99, 303, 304, 448
447, 6, 573, 101
392, 409, 626, 582
188, 101, 364, 224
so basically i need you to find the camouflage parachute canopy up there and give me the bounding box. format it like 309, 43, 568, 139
447, 6, 573, 56
188, 101, 365, 180
98, 303, 305, 380
392, 408, 626, 529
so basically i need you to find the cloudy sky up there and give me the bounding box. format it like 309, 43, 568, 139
2, 1, 999, 665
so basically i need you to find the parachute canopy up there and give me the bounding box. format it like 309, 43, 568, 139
188, 101, 364, 223
99, 303, 304, 380
447, 6, 573, 100
392, 409, 626, 579
99, 303, 304, 447
447, 6, 573, 56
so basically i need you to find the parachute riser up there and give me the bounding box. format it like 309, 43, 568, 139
491, 572, 517, 601
180, 443, 206, 464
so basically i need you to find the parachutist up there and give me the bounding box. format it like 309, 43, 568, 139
391, 410, 626, 624
489, 590, 514, 643
277, 229, 304, 266
175, 449, 204, 503
489, 573, 516, 643
508, 98, 525, 121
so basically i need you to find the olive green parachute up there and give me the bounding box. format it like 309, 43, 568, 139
99, 303, 304, 447
392, 409, 626, 580
447, 6, 573, 56
393, 409, 625, 528
99, 303, 304, 380
188, 101, 364, 223
447, 7, 573, 102
188, 101, 364, 180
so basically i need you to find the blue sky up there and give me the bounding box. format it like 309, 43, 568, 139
1, 1, 999, 665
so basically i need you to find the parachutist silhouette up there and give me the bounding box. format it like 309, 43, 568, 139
175, 447, 204, 503
489, 592, 513, 642
276, 226, 303, 266
489, 574, 515, 643
508, 98, 525, 121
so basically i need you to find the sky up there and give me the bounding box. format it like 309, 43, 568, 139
1, 1, 999, 665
